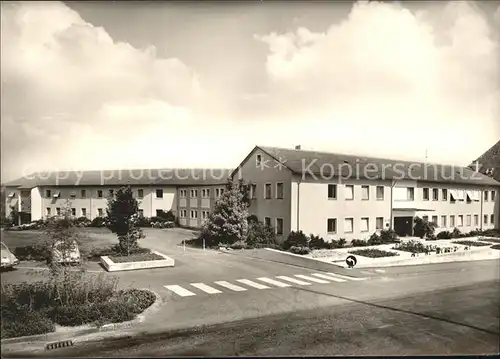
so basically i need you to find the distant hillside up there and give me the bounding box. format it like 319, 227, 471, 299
470, 139, 500, 182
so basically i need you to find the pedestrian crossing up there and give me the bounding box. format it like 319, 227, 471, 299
163, 272, 368, 298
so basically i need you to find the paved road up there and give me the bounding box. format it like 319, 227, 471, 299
14, 278, 499, 357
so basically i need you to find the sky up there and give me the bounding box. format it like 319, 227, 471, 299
1, 0, 500, 182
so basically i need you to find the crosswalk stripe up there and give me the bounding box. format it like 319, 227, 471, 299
164, 285, 196, 297
327, 273, 367, 281
214, 281, 247, 292
256, 277, 291, 288
236, 279, 270, 289
312, 273, 346, 282
190, 283, 222, 294
276, 276, 311, 285
295, 274, 330, 284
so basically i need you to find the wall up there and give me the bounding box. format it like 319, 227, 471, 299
177, 185, 225, 228
296, 176, 392, 241
233, 148, 293, 242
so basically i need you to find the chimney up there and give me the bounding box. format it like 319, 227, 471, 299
295, 145, 301, 150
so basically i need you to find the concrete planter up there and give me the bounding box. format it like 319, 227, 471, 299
100, 251, 174, 272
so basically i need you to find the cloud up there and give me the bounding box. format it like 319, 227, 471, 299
254, 1, 500, 163
1, 1, 200, 179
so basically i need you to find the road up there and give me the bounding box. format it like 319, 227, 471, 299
12, 277, 499, 357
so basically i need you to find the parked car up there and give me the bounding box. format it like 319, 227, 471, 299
49, 240, 81, 265
1, 242, 19, 269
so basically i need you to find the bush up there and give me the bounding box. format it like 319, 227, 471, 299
245, 220, 276, 248
367, 232, 382, 245
413, 217, 436, 239
380, 229, 399, 243
289, 246, 311, 255
451, 240, 491, 247
329, 238, 346, 249
90, 216, 107, 228
491, 244, 500, 250
136, 216, 151, 227
348, 248, 399, 258
392, 240, 433, 253
283, 231, 309, 250
451, 227, 462, 239
479, 228, 500, 238
86, 245, 150, 261
230, 240, 247, 250
351, 239, 369, 247
309, 234, 329, 249
74, 217, 91, 227
13, 245, 51, 261
247, 215, 259, 224
436, 230, 452, 239
1, 310, 55, 339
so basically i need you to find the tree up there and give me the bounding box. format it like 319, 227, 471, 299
8, 205, 19, 226
413, 216, 436, 239
198, 179, 250, 247
106, 186, 144, 255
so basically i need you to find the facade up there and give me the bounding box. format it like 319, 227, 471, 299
232, 146, 500, 242
4, 168, 232, 226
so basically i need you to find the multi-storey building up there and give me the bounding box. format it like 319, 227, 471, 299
232, 146, 500, 242
3, 168, 232, 227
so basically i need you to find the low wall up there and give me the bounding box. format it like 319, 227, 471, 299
101, 251, 175, 272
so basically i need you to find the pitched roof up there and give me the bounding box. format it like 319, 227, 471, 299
469, 140, 500, 182
256, 146, 500, 187
3, 168, 233, 188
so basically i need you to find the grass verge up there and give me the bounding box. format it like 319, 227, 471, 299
348, 248, 399, 258
451, 240, 492, 247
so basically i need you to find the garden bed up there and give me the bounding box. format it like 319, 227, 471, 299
0, 274, 156, 339
392, 240, 435, 254
491, 244, 500, 250
109, 252, 164, 263
348, 248, 399, 258
101, 251, 174, 272
451, 240, 492, 247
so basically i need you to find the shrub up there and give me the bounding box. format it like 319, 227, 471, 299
74, 217, 91, 227
436, 230, 452, 239
480, 228, 500, 238
491, 244, 500, 250
289, 246, 311, 255
349, 248, 399, 258
13, 245, 51, 261
451, 240, 491, 247
90, 216, 107, 228
246, 215, 259, 224
245, 220, 276, 248
392, 240, 433, 253
1, 310, 55, 339
283, 230, 309, 250
367, 232, 382, 245
309, 234, 329, 249
451, 227, 462, 239
380, 229, 399, 243
136, 216, 151, 227
329, 238, 346, 249
413, 217, 436, 239
230, 240, 247, 250
351, 239, 369, 247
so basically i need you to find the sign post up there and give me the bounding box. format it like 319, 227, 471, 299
346, 255, 357, 268
203, 238, 205, 251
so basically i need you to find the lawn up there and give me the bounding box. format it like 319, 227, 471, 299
109, 252, 164, 263
348, 248, 399, 258
451, 240, 492, 247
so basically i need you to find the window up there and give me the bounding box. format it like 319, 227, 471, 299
491, 214, 495, 225
46, 190, 51, 198
81, 190, 86, 198
265, 183, 272, 199
179, 210, 186, 218
407, 187, 414, 201
46, 208, 51, 216
190, 189, 198, 198
109, 189, 114, 197
441, 215, 447, 228
220, 188, 224, 196
179, 189, 186, 198
442, 189, 448, 201
276, 183, 284, 199
450, 215, 455, 227
137, 189, 144, 199
215, 188, 224, 198
256, 154, 262, 167
327, 218, 337, 233
190, 210, 198, 219
492, 191, 496, 201
276, 218, 283, 235
474, 214, 479, 226
361, 186, 369, 200
156, 209, 162, 217
466, 215, 471, 226
484, 214, 488, 224
250, 184, 257, 199
376, 186, 384, 200
264, 217, 271, 227
422, 215, 429, 222
344, 218, 354, 233
423, 188, 429, 201
202, 211, 209, 220
98, 208, 103, 217
376, 217, 384, 230
81, 208, 87, 217
458, 215, 463, 227
97, 190, 103, 198
328, 184, 337, 199
484, 191, 488, 201
56, 208, 61, 216
156, 189, 163, 198
432, 215, 438, 226
432, 188, 438, 201
345, 185, 354, 200
202, 189, 210, 198
71, 208, 76, 216
361, 217, 369, 232
70, 192, 76, 199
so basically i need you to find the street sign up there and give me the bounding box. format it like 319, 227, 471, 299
346, 255, 357, 268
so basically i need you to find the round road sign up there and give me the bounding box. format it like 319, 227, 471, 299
346, 255, 357, 268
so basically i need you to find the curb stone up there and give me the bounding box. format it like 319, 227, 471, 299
0, 289, 162, 353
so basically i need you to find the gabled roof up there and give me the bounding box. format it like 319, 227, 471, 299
469, 139, 500, 182
247, 145, 500, 187
3, 168, 233, 189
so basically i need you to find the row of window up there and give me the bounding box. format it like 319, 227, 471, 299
44, 188, 228, 200
249, 183, 284, 200
263, 217, 284, 235
179, 188, 225, 199
422, 188, 496, 202
327, 184, 385, 200
422, 214, 495, 227
178, 209, 210, 220
325, 217, 385, 234
46, 207, 104, 217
